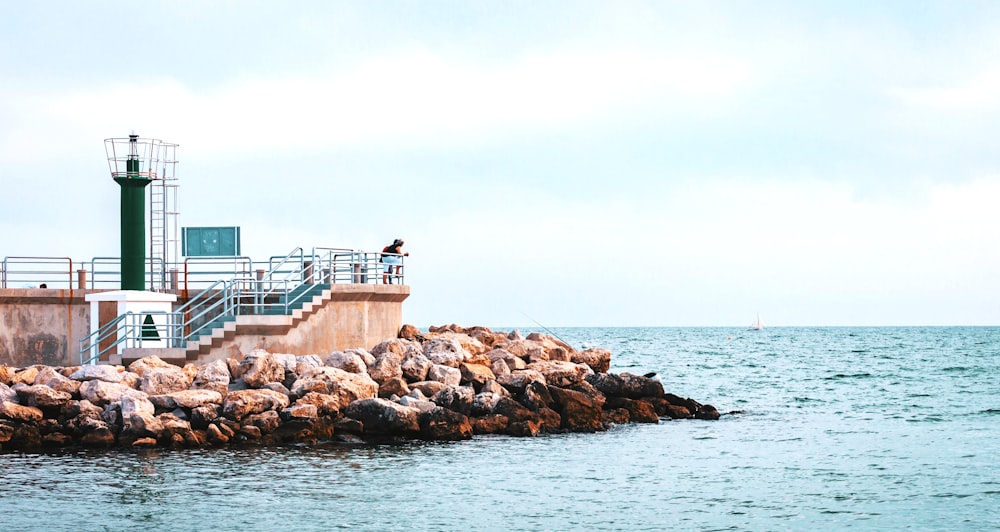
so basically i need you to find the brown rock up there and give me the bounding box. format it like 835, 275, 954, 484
370, 338, 421, 358
243, 410, 281, 434
521, 381, 554, 410
0, 365, 15, 386
33, 367, 81, 395
418, 407, 473, 440
281, 404, 318, 420
398, 324, 422, 340
459, 363, 495, 388
128, 412, 164, 436
1, 400, 44, 422
207, 423, 230, 444
548, 386, 605, 432
0, 420, 14, 442
602, 408, 630, 425
571, 348, 611, 374
379, 376, 410, 398
507, 419, 541, 437
12, 367, 41, 386
470, 414, 508, 434
132, 437, 158, 447
293, 392, 341, 416
16, 384, 72, 409
343, 397, 420, 436
238, 424, 262, 439
79, 418, 116, 447
493, 396, 535, 423
695, 404, 720, 420
289, 367, 377, 409
664, 404, 692, 419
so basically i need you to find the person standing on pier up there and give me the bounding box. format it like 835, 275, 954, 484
381, 238, 408, 284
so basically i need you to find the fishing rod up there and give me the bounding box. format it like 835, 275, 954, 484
518, 310, 572, 348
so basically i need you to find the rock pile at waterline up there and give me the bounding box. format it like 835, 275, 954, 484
0, 324, 720, 450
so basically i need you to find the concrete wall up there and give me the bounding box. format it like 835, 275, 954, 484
199, 284, 408, 363
1, 285, 410, 368
0, 288, 98, 367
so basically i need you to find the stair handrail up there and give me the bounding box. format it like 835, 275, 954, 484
255, 247, 307, 315
79, 310, 183, 365
175, 279, 237, 342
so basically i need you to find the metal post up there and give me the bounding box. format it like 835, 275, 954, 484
303, 260, 314, 284
353, 263, 362, 284
169, 269, 179, 291
77, 269, 87, 289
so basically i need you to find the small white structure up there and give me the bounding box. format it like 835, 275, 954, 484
84, 290, 178, 363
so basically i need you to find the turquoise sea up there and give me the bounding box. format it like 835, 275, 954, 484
2, 327, 998, 531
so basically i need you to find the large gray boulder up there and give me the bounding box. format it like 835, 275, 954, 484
427, 364, 461, 386
222, 389, 290, 421
289, 367, 377, 410
325, 351, 367, 374
526, 360, 594, 387
140, 366, 192, 396
497, 369, 546, 394
423, 338, 468, 368
79, 379, 146, 407
191, 360, 231, 396
69, 365, 139, 387
128, 355, 176, 378
149, 389, 223, 410
430, 386, 475, 416
400, 352, 433, 382
368, 351, 404, 385
33, 367, 81, 395
15, 384, 72, 409
236, 351, 286, 388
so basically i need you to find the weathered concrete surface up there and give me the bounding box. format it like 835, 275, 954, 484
196, 284, 408, 363
0, 289, 99, 367
1, 284, 408, 367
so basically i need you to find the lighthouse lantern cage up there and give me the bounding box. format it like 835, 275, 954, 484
104, 134, 180, 292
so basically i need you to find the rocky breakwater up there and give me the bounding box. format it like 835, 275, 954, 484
0, 324, 720, 450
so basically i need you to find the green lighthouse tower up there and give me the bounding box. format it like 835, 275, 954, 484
105, 133, 179, 292
115, 134, 152, 290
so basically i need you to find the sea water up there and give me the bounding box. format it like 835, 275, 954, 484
1, 327, 998, 531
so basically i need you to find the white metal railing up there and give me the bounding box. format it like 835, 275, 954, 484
79, 310, 184, 365
2, 248, 403, 290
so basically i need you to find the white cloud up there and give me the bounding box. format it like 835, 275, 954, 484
0, 46, 751, 163
887, 67, 1000, 111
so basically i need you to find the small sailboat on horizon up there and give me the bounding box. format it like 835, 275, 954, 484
750, 313, 765, 330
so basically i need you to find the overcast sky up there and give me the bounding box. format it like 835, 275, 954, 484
2, 1, 999, 327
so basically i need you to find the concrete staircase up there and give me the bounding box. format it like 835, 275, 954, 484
182, 283, 332, 362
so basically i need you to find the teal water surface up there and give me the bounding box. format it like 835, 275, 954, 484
1, 327, 998, 531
